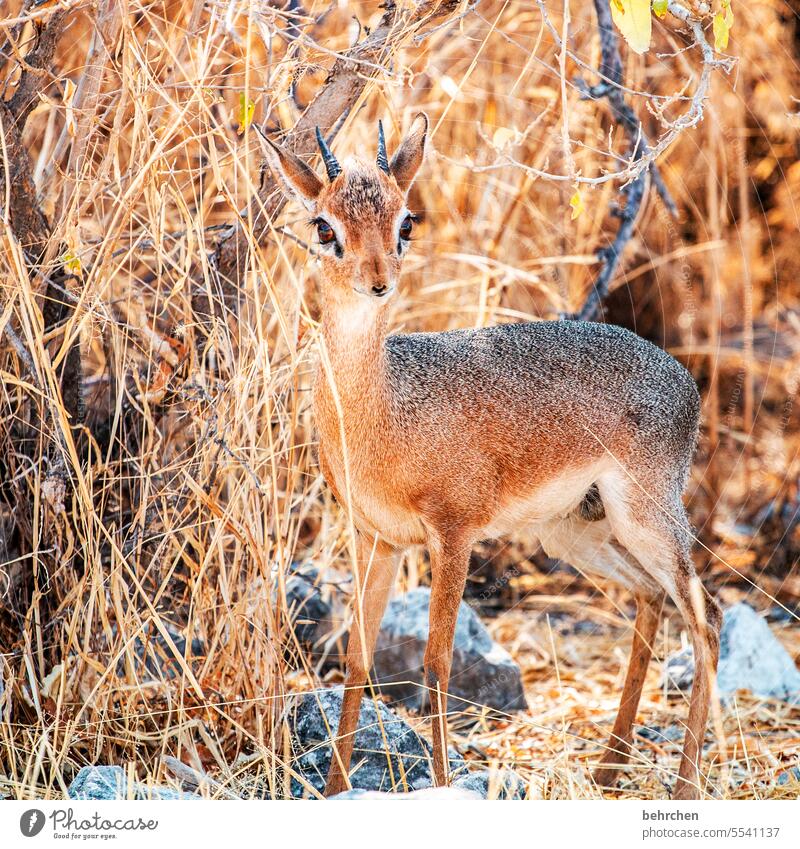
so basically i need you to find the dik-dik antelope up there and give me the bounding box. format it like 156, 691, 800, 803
260, 115, 721, 800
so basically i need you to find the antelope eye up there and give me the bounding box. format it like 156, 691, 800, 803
399, 215, 414, 241
316, 220, 336, 245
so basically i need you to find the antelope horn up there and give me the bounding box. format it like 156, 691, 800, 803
376, 120, 390, 175
315, 126, 341, 181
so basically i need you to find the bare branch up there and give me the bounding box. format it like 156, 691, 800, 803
529, 0, 733, 189
535, 0, 734, 321
573, 0, 657, 322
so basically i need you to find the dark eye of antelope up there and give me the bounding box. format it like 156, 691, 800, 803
316, 220, 336, 245
399, 214, 414, 243
311, 217, 342, 258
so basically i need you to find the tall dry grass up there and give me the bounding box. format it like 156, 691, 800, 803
1, 0, 799, 799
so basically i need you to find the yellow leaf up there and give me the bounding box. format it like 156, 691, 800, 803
237, 92, 255, 135
63, 78, 76, 137
713, 11, 730, 51
610, 0, 652, 54
652, 0, 668, 18
61, 249, 82, 277
569, 188, 584, 220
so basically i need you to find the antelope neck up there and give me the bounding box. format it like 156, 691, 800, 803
318, 295, 392, 425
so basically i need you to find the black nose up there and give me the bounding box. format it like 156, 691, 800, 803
372, 284, 387, 296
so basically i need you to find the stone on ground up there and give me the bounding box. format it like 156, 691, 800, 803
664, 603, 800, 702
373, 588, 527, 714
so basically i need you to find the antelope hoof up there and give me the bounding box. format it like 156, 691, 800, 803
324, 769, 350, 798
672, 779, 700, 801
593, 763, 622, 789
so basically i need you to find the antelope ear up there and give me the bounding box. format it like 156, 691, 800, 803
256, 126, 323, 211
390, 112, 428, 194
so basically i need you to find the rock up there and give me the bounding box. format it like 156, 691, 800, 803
115, 622, 205, 681
766, 604, 800, 625
636, 724, 685, 744
329, 786, 482, 800
372, 588, 527, 714
286, 686, 466, 797
663, 645, 695, 691
453, 768, 527, 799
285, 564, 334, 647
68, 765, 197, 800
280, 563, 347, 669
664, 603, 800, 702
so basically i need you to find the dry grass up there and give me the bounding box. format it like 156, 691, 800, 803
1, 0, 799, 800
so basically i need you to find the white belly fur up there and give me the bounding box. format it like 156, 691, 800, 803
482, 461, 611, 539
331, 458, 610, 547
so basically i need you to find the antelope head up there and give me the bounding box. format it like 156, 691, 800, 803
260, 114, 428, 305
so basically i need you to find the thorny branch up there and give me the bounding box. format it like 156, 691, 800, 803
529, 0, 735, 320
522, 1, 733, 191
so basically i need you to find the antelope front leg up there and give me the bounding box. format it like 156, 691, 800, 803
424, 532, 470, 786
324, 533, 399, 797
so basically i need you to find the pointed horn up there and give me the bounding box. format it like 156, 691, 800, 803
315, 126, 341, 181
376, 120, 390, 175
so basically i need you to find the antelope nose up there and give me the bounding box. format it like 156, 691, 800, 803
372, 284, 388, 296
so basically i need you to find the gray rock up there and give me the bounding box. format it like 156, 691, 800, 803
114, 622, 205, 681
663, 645, 695, 691
286, 686, 466, 798
373, 588, 527, 714
285, 564, 334, 649
329, 786, 482, 800
636, 724, 685, 744
68, 765, 197, 800
664, 603, 800, 702
280, 563, 347, 669
453, 769, 527, 799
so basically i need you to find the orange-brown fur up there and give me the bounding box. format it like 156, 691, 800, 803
261, 115, 721, 800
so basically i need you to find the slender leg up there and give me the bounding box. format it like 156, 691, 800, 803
597, 472, 721, 801
324, 532, 399, 797
594, 591, 664, 787
423, 531, 471, 786
672, 572, 721, 800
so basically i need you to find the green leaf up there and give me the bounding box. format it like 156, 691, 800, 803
652, 0, 668, 19
61, 250, 82, 277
